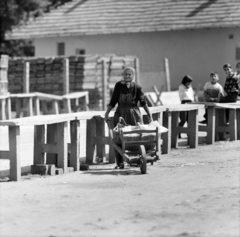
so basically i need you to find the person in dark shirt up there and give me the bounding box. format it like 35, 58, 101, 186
216, 63, 240, 123
218, 63, 239, 103
104, 67, 153, 169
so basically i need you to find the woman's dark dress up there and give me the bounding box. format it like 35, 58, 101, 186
109, 81, 147, 166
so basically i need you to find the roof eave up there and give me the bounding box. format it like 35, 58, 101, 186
6, 24, 240, 40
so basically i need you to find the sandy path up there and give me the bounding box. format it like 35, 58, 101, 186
0, 140, 239, 237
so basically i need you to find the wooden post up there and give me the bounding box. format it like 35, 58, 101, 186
108, 119, 115, 163
164, 58, 171, 92
206, 106, 215, 144
34, 125, 46, 165
56, 122, 68, 173
63, 58, 69, 95
162, 111, 171, 154
23, 62, 30, 117
96, 116, 106, 159
134, 57, 140, 85
9, 126, 21, 181
188, 110, 198, 148
102, 59, 108, 111
86, 118, 97, 164
229, 109, 237, 141
70, 120, 80, 171
23, 62, 30, 93
237, 109, 240, 140
171, 111, 179, 148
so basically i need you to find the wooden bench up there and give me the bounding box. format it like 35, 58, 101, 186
198, 102, 240, 143
0, 113, 83, 181
0, 91, 90, 120
164, 104, 205, 149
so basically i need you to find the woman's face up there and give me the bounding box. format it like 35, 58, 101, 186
123, 69, 134, 87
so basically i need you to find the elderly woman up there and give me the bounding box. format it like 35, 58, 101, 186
105, 67, 153, 169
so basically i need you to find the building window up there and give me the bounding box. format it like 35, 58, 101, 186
236, 48, 240, 60
57, 42, 65, 56
76, 49, 85, 55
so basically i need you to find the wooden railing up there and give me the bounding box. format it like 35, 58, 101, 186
0, 105, 208, 181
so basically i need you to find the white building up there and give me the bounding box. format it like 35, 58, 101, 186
7, 0, 240, 91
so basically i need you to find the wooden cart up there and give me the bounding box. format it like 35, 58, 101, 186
107, 118, 161, 174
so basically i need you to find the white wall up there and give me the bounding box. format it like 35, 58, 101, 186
34, 27, 240, 92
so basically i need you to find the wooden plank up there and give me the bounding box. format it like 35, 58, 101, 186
237, 109, 240, 140
62, 91, 89, 100
188, 110, 198, 148
56, 122, 68, 173
86, 118, 96, 164
52, 100, 59, 114
216, 109, 226, 141
46, 123, 58, 166
229, 109, 237, 141
35, 92, 63, 101
34, 97, 40, 116
70, 120, 80, 171
162, 111, 171, 154
102, 59, 108, 111
6, 97, 12, 119
63, 58, 69, 94
166, 104, 204, 112
23, 62, 30, 93
206, 106, 215, 144
0, 99, 6, 120
34, 125, 46, 165
9, 126, 21, 181
171, 111, 179, 148
164, 58, 171, 91
64, 98, 71, 113
108, 119, 115, 163
96, 116, 106, 160
0, 151, 10, 159
15, 99, 22, 118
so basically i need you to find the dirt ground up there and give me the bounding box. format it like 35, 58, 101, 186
0, 138, 239, 237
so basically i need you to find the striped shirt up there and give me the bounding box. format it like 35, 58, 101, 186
203, 82, 224, 101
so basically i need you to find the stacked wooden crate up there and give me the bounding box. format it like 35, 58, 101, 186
7, 55, 138, 110
69, 55, 102, 110
8, 58, 24, 94
0, 55, 9, 95
30, 57, 64, 95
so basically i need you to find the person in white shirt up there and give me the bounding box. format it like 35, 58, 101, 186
199, 72, 224, 124
178, 75, 195, 138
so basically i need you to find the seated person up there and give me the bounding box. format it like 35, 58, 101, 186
199, 72, 224, 124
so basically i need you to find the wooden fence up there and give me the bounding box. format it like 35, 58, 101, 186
7, 55, 139, 110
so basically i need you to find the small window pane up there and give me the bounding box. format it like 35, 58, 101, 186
57, 43, 65, 56
236, 48, 240, 60
76, 49, 85, 55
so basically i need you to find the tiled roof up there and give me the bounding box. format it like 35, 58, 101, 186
7, 0, 240, 39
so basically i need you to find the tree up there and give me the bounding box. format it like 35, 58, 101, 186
0, 0, 73, 56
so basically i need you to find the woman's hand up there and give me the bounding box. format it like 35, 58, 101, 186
148, 114, 153, 123
105, 113, 110, 122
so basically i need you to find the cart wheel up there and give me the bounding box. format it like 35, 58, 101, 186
139, 145, 147, 174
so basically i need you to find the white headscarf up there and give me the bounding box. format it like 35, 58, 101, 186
121, 67, 135, 86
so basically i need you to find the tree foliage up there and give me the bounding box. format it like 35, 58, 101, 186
0, 0, 73, 56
